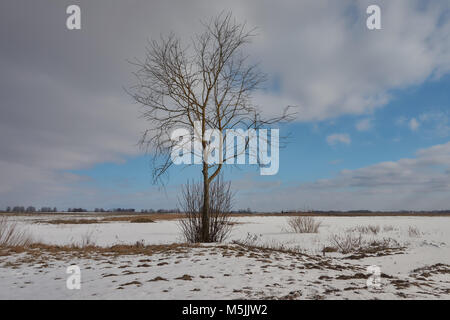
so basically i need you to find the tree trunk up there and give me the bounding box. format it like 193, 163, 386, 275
201, 162, 210, 242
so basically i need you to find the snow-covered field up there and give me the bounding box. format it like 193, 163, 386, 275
0, 214, 449, 299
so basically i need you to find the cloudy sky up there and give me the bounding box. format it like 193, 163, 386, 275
1, 0, 450, 211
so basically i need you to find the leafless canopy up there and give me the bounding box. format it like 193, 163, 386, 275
129, 12, 294, 183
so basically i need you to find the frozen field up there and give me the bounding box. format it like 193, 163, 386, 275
0, 214, 449, 299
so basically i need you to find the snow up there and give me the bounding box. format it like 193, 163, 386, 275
0, 214, 448, 299
26, 220, 181, 246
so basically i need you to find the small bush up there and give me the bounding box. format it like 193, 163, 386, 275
0, 217, 33, 247
348, 225, 380, 235
134, 239, 146, 248
79, 230, 96, 247
232, 236, 305, 255
329, 233, 401, 254
232, 232, 262, 246
329, 233, 364, 254
178, 176, 234, 243
408, 226, 421, 237
287, 216, 321, 233
368, 238, 400, 249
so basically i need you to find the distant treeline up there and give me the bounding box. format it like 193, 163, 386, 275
0, 206, 183, 213
1, 206, 58, 213
94, 208, 182, 213
1, 206, 253, 214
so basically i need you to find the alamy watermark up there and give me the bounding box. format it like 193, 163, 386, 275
366, 5, 381, 30
65, 4, 380, 31
66, 265, 81, 290
170, 121, 279, 175
66, 5, 81, 30
366, 265, 382, 290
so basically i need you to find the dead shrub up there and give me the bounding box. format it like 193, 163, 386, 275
0, 216, 33, 247
321, 246, 339, 255
329, 233, 364, 254
79, 230, 96, 247
178, 176, 234, 243
330, 233, 401, 255
41, 219, 99, 225
348, 225, 380, 235
134, 239, 146, 248
130, 217, 155, 223
408, 226, 421, 237
367, 238, 400, 250
233, 232, 262, 246
231, 235, 306, 255
287, 216, 321, 233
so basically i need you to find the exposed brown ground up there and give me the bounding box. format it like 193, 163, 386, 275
0, 242, 200, 260
2, 242, 448, 299
35, 216, 158, 224
1, 211, 449, 226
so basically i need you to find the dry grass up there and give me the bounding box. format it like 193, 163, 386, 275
287, 216, 321, 233
40, 215, 160, 225
329, 234, 364, 254
129, 217, 155, 223
0, 242, 204, 260
328, 233, 401, 255
14, 211, 450, 226
102, 214, 183, 222
408, 226, 421, 237
231, 233, 308, 256
347, 225, 380, 235
0, 217, 33, 247
79, 230, 96, 247
231, 240, 306, 256
40, 219, 100, 225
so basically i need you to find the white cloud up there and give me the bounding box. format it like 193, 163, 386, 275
395, 116, 407, 126
418, 111, 450, 137
2, 0, 450, 208
396, 116, 423, 132
234, 141, 450, 211
245, 0, 450, 121
409, 118, 420, 131
356, 118, 373, 131
326, 133, 351, 146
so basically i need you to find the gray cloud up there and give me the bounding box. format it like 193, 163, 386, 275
1, 0, 450, 208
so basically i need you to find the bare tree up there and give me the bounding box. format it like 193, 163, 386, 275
130, 12, 294, 242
